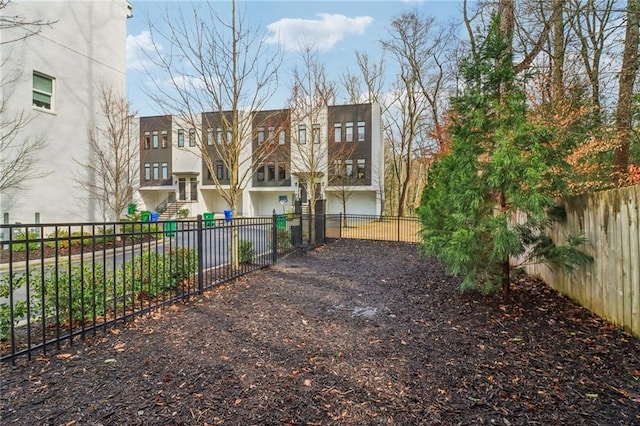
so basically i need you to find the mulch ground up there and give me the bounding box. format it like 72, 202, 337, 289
1, 240, 639, 425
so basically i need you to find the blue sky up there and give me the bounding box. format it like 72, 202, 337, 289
126, 1, 467, 117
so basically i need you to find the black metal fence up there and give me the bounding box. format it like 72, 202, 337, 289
1, 213, 418, 363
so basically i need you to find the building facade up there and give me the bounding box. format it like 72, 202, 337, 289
0, 0, 132, 224
137, 103, 383, 218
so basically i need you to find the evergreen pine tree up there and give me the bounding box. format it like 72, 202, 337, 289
418, 14, 591, 293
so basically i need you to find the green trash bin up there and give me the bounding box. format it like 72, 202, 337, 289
276, 214, 287, 230
203, 212, 215, 227
164, 221, 176, 237
127, 203, 137, 215
140, 210, 151, 222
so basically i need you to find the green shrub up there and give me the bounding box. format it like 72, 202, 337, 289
239, 240, 256, 264
0, 273, 28, 340
120, 222, 161, 240
10, 230, 41, 252
30, 263, 111, 324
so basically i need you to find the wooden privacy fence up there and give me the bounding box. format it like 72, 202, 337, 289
521, 185, 639, 338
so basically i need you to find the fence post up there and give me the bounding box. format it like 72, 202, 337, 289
272, 214, 278, 264
397, 215, 401, 242
339, 212, 342, 239
196, 215, 204, 294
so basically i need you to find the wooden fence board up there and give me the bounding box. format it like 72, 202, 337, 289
520, 185, 639, 338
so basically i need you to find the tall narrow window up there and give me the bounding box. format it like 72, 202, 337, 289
268, 127, 275, 141
144, 163, 151, 180
216, 161, 225, 180
345, 159, 353, 178
312, 123, 320, 144
345, 122, 353, 142
278, 162, 286, 180
189, 128, 196, 147
161, 130, 168, 148
257, 127, 265, 144
357, 121, 366, 141
206, 128, 213, 145
357, 159, 366, 179
143, 131, 151, 149
152, 131, 159, 148
257, 164, 265, 182
278, 130, 286, 145
161, 162, 169, 179
298, 125, 307, 144
226, 130, 232, 144
177, 129, 185, 147
267, 163, 276, 181
152, 163, 159, 180
216, 127, 222, 144
333, 159, 343, 176
33, 72, 53, 110
333, 122, 342, 142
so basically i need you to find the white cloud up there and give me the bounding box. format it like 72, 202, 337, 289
127, 30, 160, 71
265, 13, 373, 52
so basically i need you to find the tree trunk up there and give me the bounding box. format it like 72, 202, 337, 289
613, 0, 640, 183
552, 0, 565, 97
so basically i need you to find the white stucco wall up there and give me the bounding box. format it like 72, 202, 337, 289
0, 0, 131, 224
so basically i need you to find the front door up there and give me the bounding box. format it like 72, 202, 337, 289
178, 178, 186, 201
190, 177, 198, 201
299, 180, 308, 204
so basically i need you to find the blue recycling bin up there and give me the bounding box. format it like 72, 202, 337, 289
150, 211, 159, 222
223, 209, 232, 222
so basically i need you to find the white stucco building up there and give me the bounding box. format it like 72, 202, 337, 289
0, 0, 132, 224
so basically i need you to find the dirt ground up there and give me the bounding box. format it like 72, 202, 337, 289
1, 239, 639, 425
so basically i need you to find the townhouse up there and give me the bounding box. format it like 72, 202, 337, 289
137, 103, 384, 218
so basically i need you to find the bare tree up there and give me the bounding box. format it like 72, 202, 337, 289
0, 0, 54, 197
380, 11, 452, 216
288, 45, 336, 228
142, 0, 282, 266
75, 85, 137, 221
613, 0, 640, 181
0, 0, 55, 45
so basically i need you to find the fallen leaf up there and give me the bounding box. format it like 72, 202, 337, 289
304, 379, 312, 387
302, 318, 308, 325
109, 328, 120, 335
234, 398, 242, 405
586, 393, 598, 398
104, 359, 116, 363
56, 353, 74, 359
113, 343, 126, 352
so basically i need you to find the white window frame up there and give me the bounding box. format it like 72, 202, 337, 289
33, 72, 54, 111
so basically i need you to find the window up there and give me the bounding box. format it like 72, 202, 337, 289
161, 162, 169, 180
357, 121, 366, 141
143, 131, 151, 149
33, 72, 53, 110
207, 128, 214, 146
189, 128, 196, 147
161, 130, 168, 148
257, 127, 265, 144
152, 163, 159, 180
226, 130, 232, 144
312, 123, 320, 144
298, 125, 307, 144
144, 163, 151, 181
278, 130, 286, 145
333, 159, 343, 176
267, 163, 276, 181
357, 159, 366, 179
177, 129, 185, 147
333, 122, 342, 142
345, 159, 353, 178
216, 161, 225, 180
278, 163, 286, 180
268, 127, 275, 141
257, 165, 265, 182
345, 122, 353, 142
216, 127, 222, 144
152, 131, 159, 148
